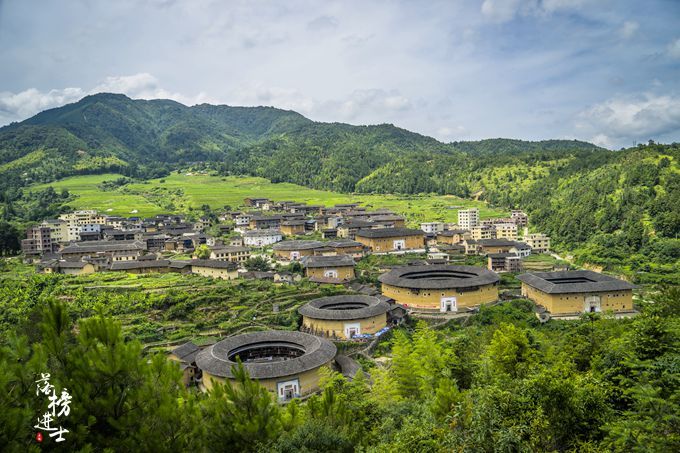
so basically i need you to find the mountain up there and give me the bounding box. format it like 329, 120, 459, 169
0, 93, 601, 192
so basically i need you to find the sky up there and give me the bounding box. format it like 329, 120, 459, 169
0, 0, 679, 149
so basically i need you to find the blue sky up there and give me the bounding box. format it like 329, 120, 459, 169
0, 0, 678, 148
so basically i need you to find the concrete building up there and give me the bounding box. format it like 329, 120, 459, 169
355, 228, 424, 252
21, 226, 54, 257
59, 210, 106, 241
470, 224, 494, 240
421, 222, 445, 234
525, 233, 551, 253
494, 223, 518, 240
243, 229, 282, 247
487, 253, 522, 273
196, 331, 336, 401
299, 295, 390, 340
41, 219, 68, 243
517, 270, 634, 315
457, 208, 480, 230
379, 264, 500, 313
511, 210, 529, 227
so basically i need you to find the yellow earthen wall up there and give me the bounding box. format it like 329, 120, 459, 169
301, 313, 387, 339
521, 283, 633, 314
381, 282, 498, 310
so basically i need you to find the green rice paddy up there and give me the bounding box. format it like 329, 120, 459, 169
33, 172, 507, 224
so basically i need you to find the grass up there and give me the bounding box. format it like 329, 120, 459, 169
31, 173, 163, 216
33, 172, 507, 224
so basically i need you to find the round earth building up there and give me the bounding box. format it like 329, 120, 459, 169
298, 295, 391, 340
195, 331, 336, 401
379, 264, 500, 313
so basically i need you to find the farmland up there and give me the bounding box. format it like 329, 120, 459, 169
32, 172, 507, 224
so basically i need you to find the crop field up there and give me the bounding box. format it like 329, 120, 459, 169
33, 172, 507, 224
0, 262, 350, 349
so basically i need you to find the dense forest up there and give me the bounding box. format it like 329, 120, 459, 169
1, 273, 678, 452
1, 94, 678, 281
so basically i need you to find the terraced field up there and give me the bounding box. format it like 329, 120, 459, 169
33, 172, 508, 224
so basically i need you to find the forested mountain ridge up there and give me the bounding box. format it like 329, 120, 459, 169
0, 93, 601, 192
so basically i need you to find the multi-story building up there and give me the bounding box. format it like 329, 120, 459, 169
209, 246, 251, 263
511, 210, 529, 227
487, 253, 522, 273
421, 222, 445, 234
41, 219, 68, 243
458, 208, 480, 230
471, 224, 494, 240
494, 223, 518, 240
249, 215, 283, 230
21, 226, 54, 257
525, 233, 551, 253
59, 210, 106, 241
243, 230, 283, 247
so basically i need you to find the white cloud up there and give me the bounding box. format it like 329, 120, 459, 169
619, 21, 639, 39
577, 93, 680, 147
0, 73, 214, 124
667, 38, 680, 58
0, 87, 85, 123
589, 133, 613, 148
435, 125, 468, 141
480, 0, 588, 23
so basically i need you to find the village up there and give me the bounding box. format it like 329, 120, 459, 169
19, 196, 636, 402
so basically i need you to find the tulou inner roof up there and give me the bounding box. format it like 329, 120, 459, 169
298, 295, 390, 320
516, 270, 634, 294
378, 264, 500, 289
195, 331, 336, 379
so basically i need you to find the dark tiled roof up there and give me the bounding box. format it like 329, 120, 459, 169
335, 354, 361, 379
355, 227, 424, 239
211, 246, 250, 253
171, 342, 200, 363
299, 295, 390, 320
57, 261, 90, 269
488, 253, 518, 258
244, 229, 282, 237
61, 240, 146, 254
438, 229, 468, 236
327, 240, 363, 248
379, 264, 500, 289
477, 239, 518, 247
516, 270, 634, 294
340, 220, 374, 228
273, 240, 325, 251
190, 259, 238, 270
301, 255, 356, 268
195, 331, 336, 379
110, 260, 171, 270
